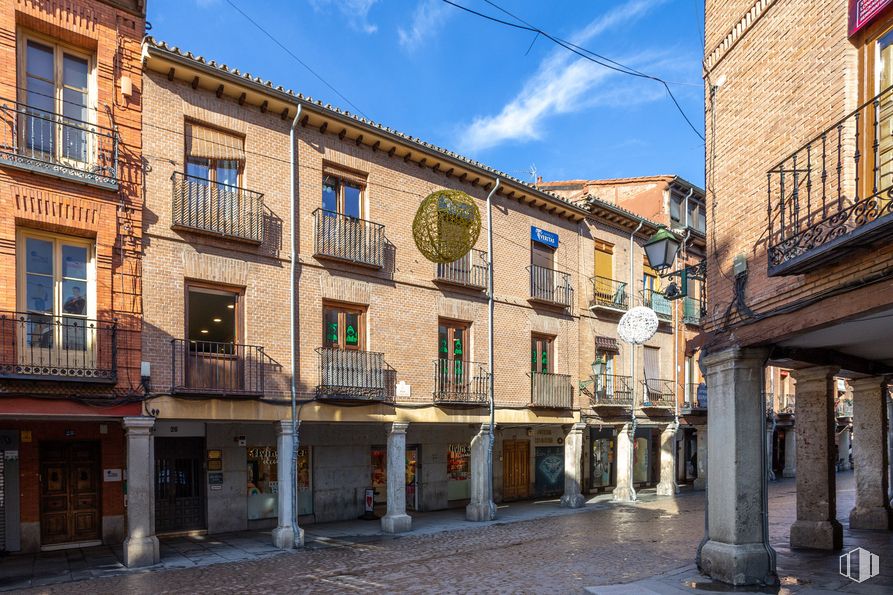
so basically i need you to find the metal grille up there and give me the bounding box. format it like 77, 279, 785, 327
313, 209, 385, 268
171, 172, 265, 243
529, 372, 574, 408
528, 265, 574, 308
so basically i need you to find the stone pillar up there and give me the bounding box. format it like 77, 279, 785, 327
612, 423, 636, 502
466, 423, 496, 521
123, 417, 159, 568
782, 429, 797, 478
888, 395, 893, 503
849, 378, 892, 530
698, 348, 775, 587
382, 422, 412, 533
766, 415, 776, 481
790, 366, 842, 550
656, 423, 678, 496
273, 420, 303, 548
560, 423, 586, 508
837, 427, 852, 471
693, 426, 707, 490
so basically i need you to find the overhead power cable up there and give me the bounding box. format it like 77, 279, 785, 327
440, 0, 704, 141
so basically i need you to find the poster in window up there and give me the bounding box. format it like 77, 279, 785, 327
447, 444, 470, 481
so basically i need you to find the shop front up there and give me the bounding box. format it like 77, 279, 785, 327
534, 445, 564, 497
371, 444, 419, 511
246, 444, 312, 522
633, 427, 657, 487
447, 443, 470, 501
589, 426, 616, 492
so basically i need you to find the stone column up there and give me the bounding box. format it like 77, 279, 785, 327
560, 423, 586, 508
466, 423, 496, 521
766, 415, 776, 481
782, 429, 796, 478
790, 366, 842, 550
273, 420, 303, 548
698, 348, 774, 587
849, 378, 892, 530
612, 423, 637, 502
123, 417, 159, 568
693, 426, 707, 490
888, 395, 893, 503
656, 423, 678, 496
837, 427, 852, 471
382, 422, 412, 533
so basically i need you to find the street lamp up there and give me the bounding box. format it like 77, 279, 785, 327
591, 354, 605, 378
643, 226, 681, 272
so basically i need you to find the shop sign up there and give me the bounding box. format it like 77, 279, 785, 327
248, 446, 277, 464
531, 226, 558, 248
395, 381, 411, 398
208, 472, 224, 485
850, 0, 893, 36
364, 488, 375, 513
4, 450, 18, 461
103, 468, 122, 482
20, 430, 31, 443
447, 444, 470, 481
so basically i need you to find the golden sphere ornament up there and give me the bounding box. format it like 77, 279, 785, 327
412, 189, 482, 264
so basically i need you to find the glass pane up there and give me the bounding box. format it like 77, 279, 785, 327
27, 314, 53, 348
26, 76, 55, 113
438, 325, 447, 357
62, 54, 89, 90
26, 274, 54, 313
62, 315, 87, 351
344, 312, 359, 347
62, 245, 87, 279
26, 238, 53, 275
186, 158, 211, 182
452, 327, 464, 358
322, 177, 337, 213
187, 289, 237, 344
343, 184, 362, 218
323, 309, 338, 348
670, 196, 681, 222
61, 280, 87, 315
26, 41, 54, 81
216, 160, 239, 188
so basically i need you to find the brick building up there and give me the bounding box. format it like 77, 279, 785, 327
0, 0, 145, 555
700, 0, 893, 586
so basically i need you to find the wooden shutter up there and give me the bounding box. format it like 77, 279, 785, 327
594, 244, 613, 279
185, 122, 245, 161
644, 346, 660, 380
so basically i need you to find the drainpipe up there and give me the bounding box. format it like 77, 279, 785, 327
674, 225, 691, 423
486, 177, 500, 515
290, 104, 302, 547
628, 221, 644, 453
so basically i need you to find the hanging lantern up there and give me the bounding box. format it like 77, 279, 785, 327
412, 189, 482, 264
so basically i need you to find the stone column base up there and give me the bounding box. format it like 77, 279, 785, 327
612, 485, 636, 502
693, 477, 706, 491
656, 481, 678, 496
123, 536, 160, 568
559, 493, 585, 508
381, 513, 412, 533
849, 506, 893, 530
465, 500, 496, 522
699, 540, 776, 586
790, 519, 843, 550
273, 525, 304, 549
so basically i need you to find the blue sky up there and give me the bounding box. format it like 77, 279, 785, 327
148, 0, 706, 185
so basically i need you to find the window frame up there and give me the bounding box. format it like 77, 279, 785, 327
438, 319, 470, 365
322, 174, 366, 219
184, 281, 243, 348
857, 14, 893, 196
531, 333, 554, 374
322, 302, 366, 351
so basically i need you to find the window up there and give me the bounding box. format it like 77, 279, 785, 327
643, 260, 659, 293
670, 193, 682, 225
531, 334, 554, 374
531, 241, 554, 270
322, 174, 363, 218
876, 28, 893, 190
594, 349, 616, 395
19, 35, 93, 163
594, 241, 613, 279
687, 201, 707, 233
184, 122, 245, 226
438, 320, 469, 390
323, 304, 364, 350
186, 286, 238, 348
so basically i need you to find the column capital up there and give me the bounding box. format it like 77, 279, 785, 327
390, 422, 409, 434
569, 422, 587, 433
702, 346, 770, 369
122, 416, 155, 433
849, 376, 886, 393
478, 423, 493, 434
276, 419, 296, 435
790, 366, 839, 384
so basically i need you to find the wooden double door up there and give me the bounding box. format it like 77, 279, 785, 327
39, 442, 101, 545
502, 440, 530, 501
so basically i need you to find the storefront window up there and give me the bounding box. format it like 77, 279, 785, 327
247, 446, 278, 520
447, 443, 470, 500
633, 436, 650, 484
591, 436, 614, 488
370, 446, 419, 510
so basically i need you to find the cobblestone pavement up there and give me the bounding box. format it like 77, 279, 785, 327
13, 473, 893, 594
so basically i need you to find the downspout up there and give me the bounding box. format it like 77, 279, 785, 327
628, 220, 644, 473
486, 177, 500, 516
290, 104, 302, 547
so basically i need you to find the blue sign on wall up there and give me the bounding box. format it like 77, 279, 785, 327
531, 226, 559, 248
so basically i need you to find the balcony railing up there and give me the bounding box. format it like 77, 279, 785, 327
590, 276, 628, 311
780, 394, 795, 413
530, 371, 573, 408
528, 265, 573, 308
0, 98, 117, 189
171, 339, 267, 396
641, 378, 675, 408
641, 289, 672, 321
171, 172, 265, 243
682, 297, 702, 325
767, 85, 893, 275
316, 347, 395, 401
433, 359, 489, 405
835, 398, 853, 418
587, 374, 633, 407
0, 312, 116, 382
313, 209, 385, 268
435, 248, 488, 290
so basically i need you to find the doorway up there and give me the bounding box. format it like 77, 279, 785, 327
155, 437, 206, 533
502, 440, 530, 500
39, 442, 101, 545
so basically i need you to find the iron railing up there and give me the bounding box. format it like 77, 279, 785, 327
435, 248, 488, 289
528, 265, 573, 307
0, 98, 117, 188
641, 289, 672, 321
590, 276, 629, 311
0, 312, 116, 382
171, 339, 267, 396
313, 209, 385, 268
316, 347, 395, 401
835, 398, 853, 418
767, 85, 893, 273
781, 394, 796, 413
642, 378, 675, 408
588, 374, 633, 406
530, 371, 573, 408
171, 172, 265, 243
433, 359, 489, 404
682, 296, 702, 325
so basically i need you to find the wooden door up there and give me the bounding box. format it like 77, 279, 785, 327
502, 440, 530, 500
39, 442, 100, 545
155, 437, 206, 533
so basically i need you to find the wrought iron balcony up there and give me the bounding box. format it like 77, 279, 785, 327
0, 312, 116, 382
780, 394, 795, 414
767, 86, 893, 275
435, 248, 488, 290
528, 265, 573, 308
682, 296, 702, 326
316, 347, 395, 401
641, 378, 675, 409
581, 374, 633, 410
835, 398, 853, 418
433, 359, 489, 405
171, 339, 268, 396
0, 98, 117, 189
589, 276, 629, 312
313, 209, 385, 268
529, 371, 574, 409
641, 289, 672, 321
171, 172, 265, 243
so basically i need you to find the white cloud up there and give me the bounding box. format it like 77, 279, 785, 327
310, 0, 380, 34
458, 0, 670, 153
398, 0, 451, 51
